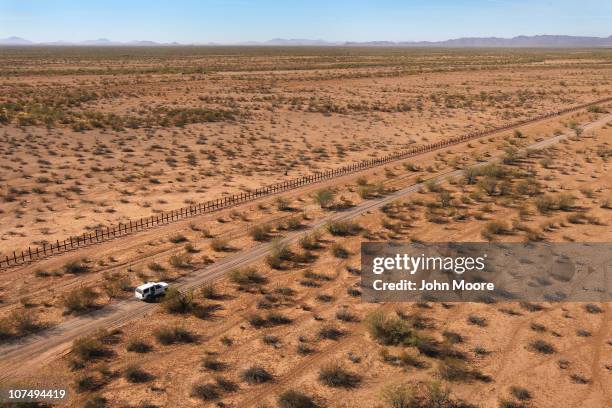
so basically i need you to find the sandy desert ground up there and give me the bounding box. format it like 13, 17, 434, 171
0, 47, 611, 408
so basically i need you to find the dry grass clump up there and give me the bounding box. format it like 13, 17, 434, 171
202, 355, 227, 371
278, 389, 319, 408
0, 309, 45, 342
124, 364, 154, 383
191, 383, 220, 401
331, 243, 350, 258
168, 233, 188, 243
126, 338, 153, 353
228, 267, 267, 286
266, 240, 298, 269
437, 358, 491, 382
318, 324, 345, 340
299, 232, 323, 250
64, 259, 90, 274
210, 237, 231, 252
72, 333, 114, 363
318, 362, 361, 388
313, 188, 335, 209
326, 220, 361, 236
247, 312, 292, 328
250, 224, 273, 241
382, 381, 471, 408
528, 339, 555, 354
153, 325, 198, 345
169, 253, 192, 268
241, 365, 273, 384
62, 286, 100, 314
162, 288, 194, 314
364, 310, 414, 346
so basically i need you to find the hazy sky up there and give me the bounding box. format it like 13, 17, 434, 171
1, 0, 611, 43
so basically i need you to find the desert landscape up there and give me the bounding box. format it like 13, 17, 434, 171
0, 46, 611, 408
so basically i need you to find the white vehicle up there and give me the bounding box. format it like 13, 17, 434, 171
135, 281, 169, 300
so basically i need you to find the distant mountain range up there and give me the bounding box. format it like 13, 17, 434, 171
2, 35, 612, 47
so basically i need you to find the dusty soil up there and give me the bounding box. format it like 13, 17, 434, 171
1, 48, 611, 253
0, 47, 611, 408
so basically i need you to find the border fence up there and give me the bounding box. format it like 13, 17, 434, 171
1, 96, 611, 270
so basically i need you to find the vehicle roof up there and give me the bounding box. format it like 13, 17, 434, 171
136, 281, 168, 290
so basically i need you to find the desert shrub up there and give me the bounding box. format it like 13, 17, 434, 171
347, 287, 361, 297
84, 395, 108, 408
103, 272, 132, 298
297, 343, 315, 355
382, 383, 413, 408
63, 287, 99, 314
169, 253, 192, 269
278, 390, 318, 408
0, 318, 14, 342
438, 358, 469, 381
0, 309, 44, 340
331, 243, 350, 258
75, 375, 102, 393
313, 188, 335, 208
169, 234, 188, 243
318, 324, 344, 340
576, 328, 591, 337
286, 216, 302, 230
148, 262, 165, 272
482, 221, 511, 240
442, 330, 463, 344
73, 335, 112, 362
557, 193, 575, 211
64, 259, 90, 274
276, 196, 291, 211
250, 225, 272, 241
201, 283, 221, 300
529, 339, 555, 354
585, 304, 603, 314
202, 356, 226, 371
336, 309, 358, 322
266, 240, 295, 269
299, 233, 322, 250
210, 237, 230, 251
318, 362, 361, 388
587, 105, 607, 113
382, 381, 462, 408
126, 339, 152, 353
364, 310, 413, 345
153, 326, 197, 345
534, 195, 558, 214
326, 220, 361, 236
247, 314, 266, 328
215, 376, 238, 392
510, 386, 532, 401
519, 302, 543, 312
570, 373, 589, 384
248, 312, 292, 328
191, 383, 219, 401
124, 365, 153, 383
467, 315, 487, 327
229, 267, 267, 285
241, 365, 273, 384
263, 334, 280, 345
162, 288, 194, 314
316, 294, 334, 302
267, 312, 292, 325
